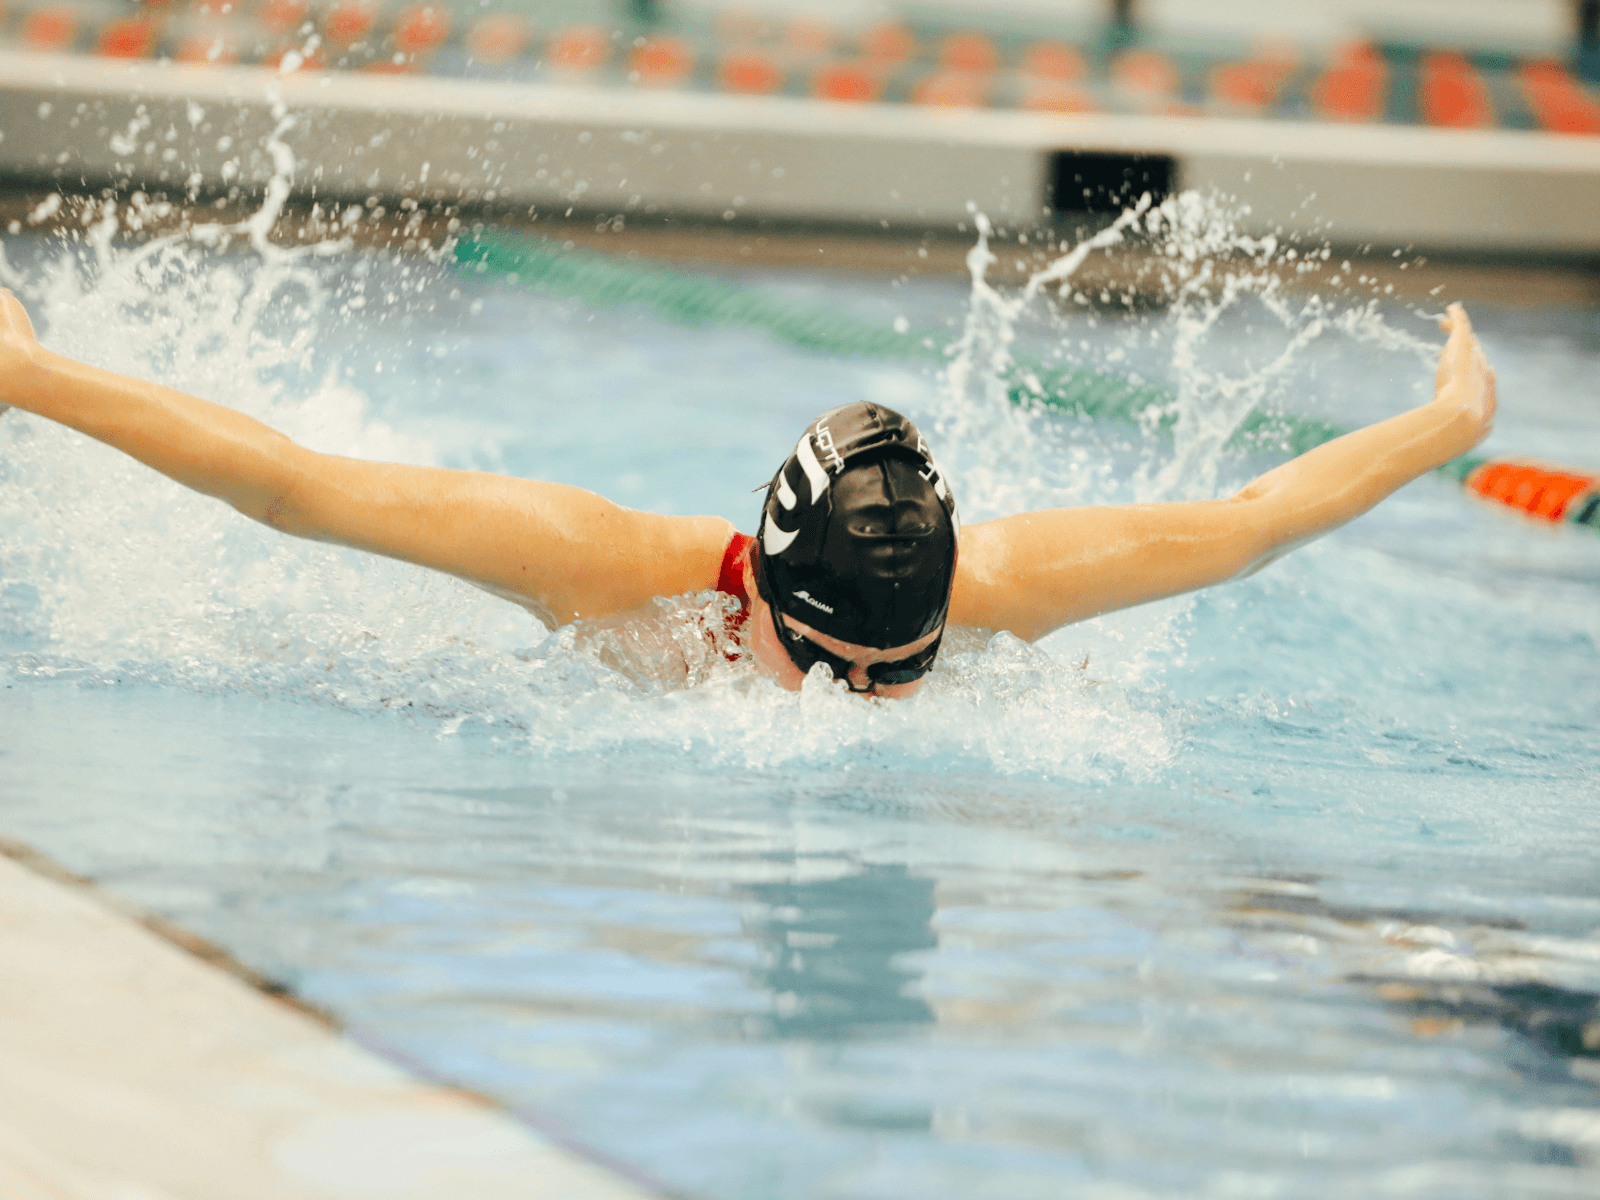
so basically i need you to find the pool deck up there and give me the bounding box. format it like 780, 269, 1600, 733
0, 842, 663, 1200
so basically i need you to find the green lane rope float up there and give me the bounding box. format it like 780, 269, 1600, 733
453, 232, 1599, 534
455, 231, 925, 359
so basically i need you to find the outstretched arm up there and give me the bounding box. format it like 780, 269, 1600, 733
0, 290, 731, 628
950, 303, 1497, 641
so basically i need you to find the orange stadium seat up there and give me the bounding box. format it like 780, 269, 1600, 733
719, 49, 783, 95
23, 7, 79, 50
323, 0, 377, 45
1520, 61, 1600, 134
394, 4, 451, 56
97, 17, 159, 58
941, 31, 997, 73
812, 60, 880, 103
467, 14, 528, 63
548, 24, 610, 73
1023, 42, 1086, 82
259, 0, 308, 36
860, 22, 914, 64
1419, 52, 1493, 128
1113, 49, 1177, 99
632, 36, 694, 85
1313, 44, 1387, 122
176, 29, 241, 63
1212, 59, 1287, 111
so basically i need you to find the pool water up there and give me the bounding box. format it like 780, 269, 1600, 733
1, 206, 1598, 1199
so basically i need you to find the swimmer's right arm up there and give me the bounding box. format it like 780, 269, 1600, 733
0, 290, 732, 628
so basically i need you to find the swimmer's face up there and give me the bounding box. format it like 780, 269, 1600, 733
743, 558, 938, 699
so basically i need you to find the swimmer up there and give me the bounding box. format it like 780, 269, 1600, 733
0, 291, 1495, 697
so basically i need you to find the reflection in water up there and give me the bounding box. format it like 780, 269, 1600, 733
1359, 978, 1600, 1084
744, 863, 937, 1041
1359, 977, 1600, 1169
1230, 884, 1600, 1116
1232, 884, 1529, 932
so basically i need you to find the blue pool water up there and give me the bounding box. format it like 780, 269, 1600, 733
1, 211, 1598, 1198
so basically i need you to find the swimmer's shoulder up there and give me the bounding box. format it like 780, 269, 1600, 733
947, 515, 1020, 634
512, 503, 734, 624
618, 510, 738, 597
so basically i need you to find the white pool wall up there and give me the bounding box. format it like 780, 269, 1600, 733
1, 51, 1598, 254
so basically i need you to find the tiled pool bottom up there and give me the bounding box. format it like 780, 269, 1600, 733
1, 240, 1598, 1198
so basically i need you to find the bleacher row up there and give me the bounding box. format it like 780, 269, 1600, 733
7, 1, 1600, 135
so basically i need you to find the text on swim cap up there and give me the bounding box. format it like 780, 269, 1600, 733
814, 421, 846, 474
793, 590, 835, 614
915, 434, 949, 502
796, 430, 832, 506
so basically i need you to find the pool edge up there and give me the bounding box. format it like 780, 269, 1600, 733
0, 834, 679, 1200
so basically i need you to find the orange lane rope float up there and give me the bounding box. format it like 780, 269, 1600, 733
1450, 459, 1600, 529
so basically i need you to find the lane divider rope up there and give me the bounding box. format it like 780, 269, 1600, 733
454, 231, 1598, 534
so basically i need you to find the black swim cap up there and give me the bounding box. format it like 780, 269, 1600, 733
756, 402, 958, 650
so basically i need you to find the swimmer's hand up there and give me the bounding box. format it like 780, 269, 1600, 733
1433, 302, 1496, 454
0, 288, 41, 419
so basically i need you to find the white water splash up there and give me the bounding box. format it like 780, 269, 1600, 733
920, 188, 1463, 734
0, 205, 1175, 780
936, 190, 1441, 514
0, 165, 1443, 781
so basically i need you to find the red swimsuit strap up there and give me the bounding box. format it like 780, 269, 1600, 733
716, 531, 755, 609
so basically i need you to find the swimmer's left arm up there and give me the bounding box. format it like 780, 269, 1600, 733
951, 303, 1497, 641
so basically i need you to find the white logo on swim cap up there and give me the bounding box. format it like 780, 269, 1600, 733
793, 590, 834, 614
795, 430, 831, 504
915, 434, 949, 501
763, 518, 800, 556
765, 426, 836, 556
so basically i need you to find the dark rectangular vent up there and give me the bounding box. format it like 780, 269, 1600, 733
1049, 152, 1174, 214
